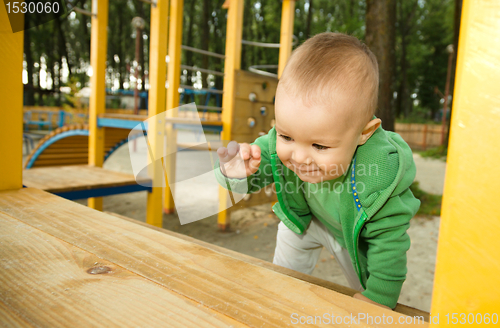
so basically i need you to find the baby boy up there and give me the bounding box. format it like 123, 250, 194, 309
214, 32, 420, 310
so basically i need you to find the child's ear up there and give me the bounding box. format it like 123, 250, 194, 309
357, 118, 382, 145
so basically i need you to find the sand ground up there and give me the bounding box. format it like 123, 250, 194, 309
27, 132, 446, 313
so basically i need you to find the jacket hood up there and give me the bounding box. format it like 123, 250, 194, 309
351, 125, 417, 219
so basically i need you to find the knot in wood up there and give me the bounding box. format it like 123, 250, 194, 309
87, 266, 112, 275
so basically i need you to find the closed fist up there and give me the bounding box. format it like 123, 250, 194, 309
217, 141, 261, 179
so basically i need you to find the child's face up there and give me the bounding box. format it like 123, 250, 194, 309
274, 85, 364, 184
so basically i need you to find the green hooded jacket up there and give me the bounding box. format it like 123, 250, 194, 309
214, 124, 420, 309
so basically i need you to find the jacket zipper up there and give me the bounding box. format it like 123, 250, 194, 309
270, 153, 304, 231
350, 155, 367, 289
353, 210, 368, 289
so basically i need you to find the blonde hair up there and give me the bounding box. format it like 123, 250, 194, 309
279, 32, 379, 128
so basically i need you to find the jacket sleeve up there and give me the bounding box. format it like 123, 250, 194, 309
360, 186, 420, 309
213, 132, 275, 194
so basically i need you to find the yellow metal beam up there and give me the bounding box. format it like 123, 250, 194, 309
0, 7, 23, 191
217, 0, 244, 230
146, 0, 169, 227
88, 0, 109, 210
430, 0, 500, 322
278, 0, 295, 79
163, 0, 184, 214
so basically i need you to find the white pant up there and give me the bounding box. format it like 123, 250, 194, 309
273, 217, 364, 292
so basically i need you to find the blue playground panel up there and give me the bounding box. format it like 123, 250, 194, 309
24, 129, 146, 169
23, 110, 72, 131
97, 118, 223, 134
53, 183, 152, 200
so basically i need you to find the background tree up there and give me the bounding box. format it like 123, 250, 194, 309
22, 0, 455, 129
365, 0, 397, 132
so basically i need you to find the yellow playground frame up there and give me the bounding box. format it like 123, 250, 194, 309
20, 0, 295, 230
2, 0, 500, 318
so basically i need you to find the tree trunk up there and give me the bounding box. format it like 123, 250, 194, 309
117, 4, 125, 90
365, 0, 397, 131
305, 0, 313, 39
58, 48, 63, 105
184, 0, 196, 103
214, 0, 227, 94
241, 0, 252, 71
55, 16, 72, 76
37, 56, 44, 106
396, 35, 409, 118
80, 11, 90, 56
134, 1, 146, 93
201, 0, 211, 89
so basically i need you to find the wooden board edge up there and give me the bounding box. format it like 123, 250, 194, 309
104, 211, 430, 321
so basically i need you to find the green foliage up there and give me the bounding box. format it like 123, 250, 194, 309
62, 77, 87, 124
410, 181, 442, 217
396, 106, 438, 124
395, 0, 455, 122
24, 0, 455, 122
419, 145, 448, 161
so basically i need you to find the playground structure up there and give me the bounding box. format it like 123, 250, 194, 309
20, 0, 293, 230
2, 0, 500, 322
22, 88, 221, 132
23, 124, 143, 168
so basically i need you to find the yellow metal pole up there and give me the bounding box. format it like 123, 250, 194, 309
278, 0, 295, 79
146, 0, 169, 227
0, 7, 23, 191
163, 0, 184, 214
88, 0, 108, 210
430, 0, 500, 323
217, 0, 244, 230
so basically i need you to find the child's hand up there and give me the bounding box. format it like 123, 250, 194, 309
353, 293, 392, 310
217, 141, 261, 179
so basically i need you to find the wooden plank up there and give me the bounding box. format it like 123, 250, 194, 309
31, 162, 87, 168
0, 212, 245, 328
37, 153, 89, 160
43, 147, 90, 154
0, 299, 32, 328
45, 142, 89, 148
106, 211, 430, 321
23, 166, 149, 193
232, 99, 275, 137
234, 70, 278, 104
230, 134, 259, 144
0, 188, 428, 327
104, 135, 129, 142
31, 159, 89, 167
45, 136, 88, 142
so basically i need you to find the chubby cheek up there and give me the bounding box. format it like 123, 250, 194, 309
276, 142, 291, 163
320, 152, 353, 176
